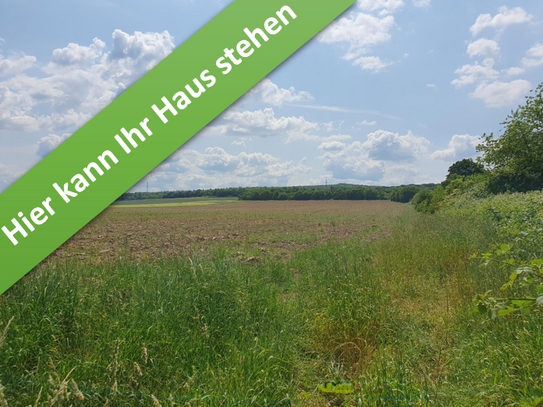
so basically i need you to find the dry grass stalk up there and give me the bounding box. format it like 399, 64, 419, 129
151, 395, 162, 407
142, 346, 148, 365
32, 387, 43, 407
70, 379, 84, 401
0, 383, 8, 407
133, 362, 143, 377
48, 367, 76, 406
0, 317, 14, 351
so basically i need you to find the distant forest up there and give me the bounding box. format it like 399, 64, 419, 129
117, 183, 438, 204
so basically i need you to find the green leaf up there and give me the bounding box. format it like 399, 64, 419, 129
520, 396, 543, 407
498, 307, 517, 317
502, 271, 518, 290
537, 296, 543, 306
520, 307, 530, 316
473, 304, 488, 315
511, 300, 533, 308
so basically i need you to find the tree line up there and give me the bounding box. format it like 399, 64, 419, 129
118, 184, 437, 204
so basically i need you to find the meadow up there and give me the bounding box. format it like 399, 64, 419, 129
0, 198, 542, 406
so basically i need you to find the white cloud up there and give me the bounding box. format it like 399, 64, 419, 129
292, 104, 402, 121
318, 141, 347, 151
413, 0, 431, 8
317, 129, 431, 183
467, 39, 500, 58
470, 7, 532, 36
231, 138, 251, 147
357, 120, 377, 126
362, 130, 430, 161
427, 83, 437, 88
470, 80, 532, 108
504, 67, 526, 76
0, 30, 175, 133
321, 142, 386, 181
36, 133, 70, 158
49, 38, 105, 67
141, 147, 311, 191
522, 44, 543, 69
246, 78, 313, 106
352, 56, 393, 72
318, 12, 395, 61
106, 29, 175, 87
431, 134, 480, 160
357, 0, 404, 16
453, 36, 534, 109
452, 58, 499, 88
216, 108, 320, 141
380, 164, 421, 185
0, 52, 36, 77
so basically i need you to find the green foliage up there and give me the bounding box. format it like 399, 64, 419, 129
446, 159, 485, 180
440, 189, 543, 317
477, 82, 543, 193
473, 245, 543, 317
389, 185, 422, 203
411, 188, 435, 213
117, 184, 439, 203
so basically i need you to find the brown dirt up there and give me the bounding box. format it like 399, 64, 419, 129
46, 200, 406, 264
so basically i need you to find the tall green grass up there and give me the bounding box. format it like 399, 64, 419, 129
1, 210, 542, 406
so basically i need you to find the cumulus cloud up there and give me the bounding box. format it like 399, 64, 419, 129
321, 143, 386, 181
105, 29, 175, 88
452, 58, 499, 88
211, 108, 320, 141
356, 0, 404, 16
231, 138, 251, 147
49, 38, 105, 67
0, 30, 175, 133
413, 0, 431, 8
142, 147, 311, 191
0, 52, 36, 77
453, 24, 535, 109
470, 80, 532, 108
357, 120, 377, 126
36, 133, 71, 158
352, 56, 393, 72
361, 130, 430, 161
318, 141, 347, 151
246, 78, 313, 106
431, 134, 480, 160
504, 67, 526, 76
467, 39, 500, 58
470, 7, 532, 36
317, 129, 431, 183
380, 164, 421, 185
522, 44, 543, 69
318, 12, 395, 62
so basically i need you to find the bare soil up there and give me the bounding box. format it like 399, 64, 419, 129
47, 200, 406, 264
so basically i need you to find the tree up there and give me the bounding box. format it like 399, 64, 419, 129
477, 82, 543, 192
446, 159, 485, 179
390, 185, 421, 203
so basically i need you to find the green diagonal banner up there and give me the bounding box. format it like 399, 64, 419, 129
0, 0, 356, 295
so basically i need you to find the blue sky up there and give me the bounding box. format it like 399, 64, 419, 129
0, 0, 542, 192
